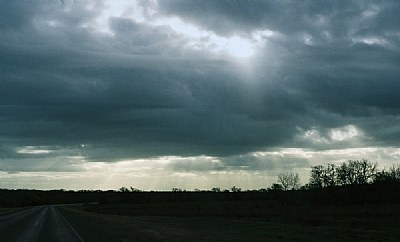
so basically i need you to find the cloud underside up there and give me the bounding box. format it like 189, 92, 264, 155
1, 0, 400, 177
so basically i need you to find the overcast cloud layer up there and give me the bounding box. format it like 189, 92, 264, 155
1, 0, 400, 189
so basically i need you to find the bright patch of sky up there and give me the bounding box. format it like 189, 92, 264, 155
16, 146, 52, 155
330, 125, 362, 141
83, 0, 268, 59
298, 125, 364, 144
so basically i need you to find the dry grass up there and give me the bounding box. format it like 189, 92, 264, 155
60, 202, 400, 241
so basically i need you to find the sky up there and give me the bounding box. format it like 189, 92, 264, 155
1, 0, 400, 190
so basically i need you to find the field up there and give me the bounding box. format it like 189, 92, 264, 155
2, 185, 400, 241
60, 199, 400, 241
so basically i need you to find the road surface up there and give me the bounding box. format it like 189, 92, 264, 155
0, 205, 118, 242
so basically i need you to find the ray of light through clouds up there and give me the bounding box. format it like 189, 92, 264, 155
1, 0, 400, 190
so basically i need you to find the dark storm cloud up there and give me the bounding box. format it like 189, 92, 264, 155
1, 0, 400, 172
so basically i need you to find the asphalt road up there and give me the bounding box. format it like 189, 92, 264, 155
0, 205, 118, 242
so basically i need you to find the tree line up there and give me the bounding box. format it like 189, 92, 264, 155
115, 159, 400, 193
1, 159, 400, 207
274, 159, 400, 191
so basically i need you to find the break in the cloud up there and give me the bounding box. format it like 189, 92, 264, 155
1, 0, 400, 190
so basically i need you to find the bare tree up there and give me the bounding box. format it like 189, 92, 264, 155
387, 165, 400, 181
211, 187, 221, 192
277, 172, 300, 191
118, 187, 130, 192
323, 164, 337, 187
374, 164, 400, 183
336, 159, 377, 185
309, 165, 324, 189
310, 164, 337, 188
230, 186, 241, 192
269, 183, 284, 191
130, 187, 141, 192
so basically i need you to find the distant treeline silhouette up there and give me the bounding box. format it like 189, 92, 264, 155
305, 159, 398, 189
118, 160, 400, 192
1, 159, 400, 208
263, 159, 399, 192
163, 159, 400, 192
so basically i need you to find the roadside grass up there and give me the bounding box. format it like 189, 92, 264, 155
61, 201, 400, 241
0, 207, 28, 215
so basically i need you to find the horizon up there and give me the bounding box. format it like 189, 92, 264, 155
1, 0, 400, 190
